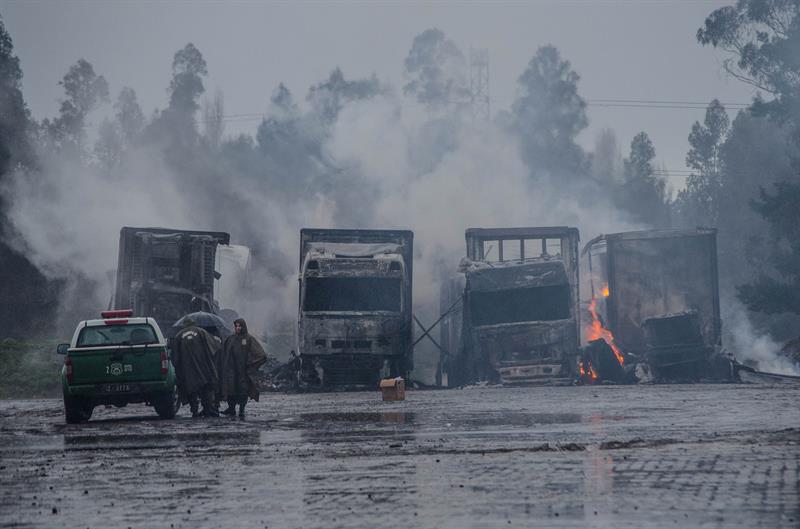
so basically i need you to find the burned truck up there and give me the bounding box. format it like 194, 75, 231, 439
439, 227, 581, 386
114, 227, 231, 332
583, 228, 723, 380
298, 229, 414, 386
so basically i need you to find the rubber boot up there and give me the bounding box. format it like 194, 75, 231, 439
200, 388, 219, 417
189, 394, 200, 418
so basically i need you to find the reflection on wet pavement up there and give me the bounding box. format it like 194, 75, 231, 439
0, 385, 798, 528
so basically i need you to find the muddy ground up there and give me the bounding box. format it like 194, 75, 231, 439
1, 384, 798, 529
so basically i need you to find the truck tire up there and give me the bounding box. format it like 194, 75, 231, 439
64, 396, 92, 424
153, 387, 180, 419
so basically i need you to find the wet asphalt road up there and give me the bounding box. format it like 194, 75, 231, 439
1, 384, 798, 529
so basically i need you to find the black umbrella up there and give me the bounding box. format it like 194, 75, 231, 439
170, 311, 232, 340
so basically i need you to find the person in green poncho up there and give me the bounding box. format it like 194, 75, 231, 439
219, 318, 267, 418
173, 318, 220, 418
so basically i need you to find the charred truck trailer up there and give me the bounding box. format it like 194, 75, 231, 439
298, 229, 414, 386
114, 227, 231, 332
583, 229, 724, 380
439, 227, 581, 386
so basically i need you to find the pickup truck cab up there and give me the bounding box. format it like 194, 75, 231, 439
57, 310, 179, 423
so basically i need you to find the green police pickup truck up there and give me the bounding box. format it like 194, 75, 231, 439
57, 310, 180, 423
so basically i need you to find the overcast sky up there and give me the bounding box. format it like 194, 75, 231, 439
2, 0, 755, 185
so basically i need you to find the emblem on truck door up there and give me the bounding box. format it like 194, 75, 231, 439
109, 363, 123, 376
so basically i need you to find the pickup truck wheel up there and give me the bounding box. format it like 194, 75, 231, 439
64, 396, 92, 424
153, 387, 180, 419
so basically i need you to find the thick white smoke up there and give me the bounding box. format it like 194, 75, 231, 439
329, 95, 636, 309
723, 299, 800, 376
5, 61, 795, 380
6, 151, 193, 282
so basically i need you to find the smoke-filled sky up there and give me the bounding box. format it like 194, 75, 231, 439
3, 0, 754, 184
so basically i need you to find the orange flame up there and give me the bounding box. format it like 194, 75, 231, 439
601, 285, 610, 298
587, 295, 625, 366
578, 359, 598, 382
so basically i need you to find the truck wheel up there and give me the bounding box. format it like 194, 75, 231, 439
153, 387, 180, 419
64, 396, 92, 424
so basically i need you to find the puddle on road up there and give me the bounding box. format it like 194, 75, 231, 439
299, 412, 415, 425
450, 412, 584, 430
62, 429, 263, 450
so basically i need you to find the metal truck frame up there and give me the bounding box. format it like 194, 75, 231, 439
298, 228, 414, 386
582, 228, 722, 379
439, 227, 581, 386
114, 227, 231, 333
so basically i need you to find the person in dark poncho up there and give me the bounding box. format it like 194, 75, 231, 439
173, 318, 220, 417
219, 318, 267, 418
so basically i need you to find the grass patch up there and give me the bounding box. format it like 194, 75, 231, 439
0, 339, 63, 399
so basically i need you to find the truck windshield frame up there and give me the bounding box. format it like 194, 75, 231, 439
470, 284, 571, 326
303, 277, 402, 313
76, 324, 159, 348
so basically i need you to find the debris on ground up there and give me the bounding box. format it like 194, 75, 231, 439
380, 377, 405, 401
733, 360, 800, 385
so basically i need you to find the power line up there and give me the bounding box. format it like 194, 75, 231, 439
213, 97, 754, 122
586, 98, 750, 109
84, 96, 759, 130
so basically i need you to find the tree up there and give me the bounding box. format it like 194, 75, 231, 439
699, 2, 800, 321
0, 15, 60, 338
716, 111, 796, 278
675, 100, 730, 226
307, 67, 382, 125
257, 84, 302, 157
616, 132, 670, 226
93, 118, 123, 173
145, 43, 208, 159
698, 0, 800, 141
44, 59, 109, 153
591, 128, 623, 184
93, 87, 145, 173
403, 28, 468, 111
202, 90, 225, 150
511, 45, 588, 179
168, 43, 207, 116
0, 14, 32, 182
737, 181, 800, 314
114, 87, 144, 143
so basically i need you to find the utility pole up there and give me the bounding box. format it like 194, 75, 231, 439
469, 48, 490, 122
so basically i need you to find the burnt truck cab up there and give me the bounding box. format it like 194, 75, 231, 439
298, 229, 413, 386
440, 227, 581, 386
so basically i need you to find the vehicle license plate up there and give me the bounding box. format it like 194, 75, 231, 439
101, 383, 131, 393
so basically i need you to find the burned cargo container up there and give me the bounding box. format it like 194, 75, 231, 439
583, 229, 722, 379
114, 227, 230, 332
298, 229, 413, 386
439, 227, 581, 386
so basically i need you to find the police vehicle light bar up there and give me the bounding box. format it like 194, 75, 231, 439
101, 309, 134, 318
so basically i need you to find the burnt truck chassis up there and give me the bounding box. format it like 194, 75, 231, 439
298, 229, 413, 387
439, 227, 581, 386
583, 229, 728, 381
114, 227, 230, 332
